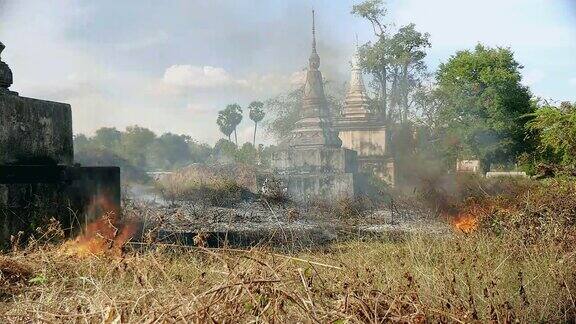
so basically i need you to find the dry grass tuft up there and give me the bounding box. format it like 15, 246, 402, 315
0, 257, 33, 300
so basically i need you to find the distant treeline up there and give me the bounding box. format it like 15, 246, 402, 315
74, 126, 273, 181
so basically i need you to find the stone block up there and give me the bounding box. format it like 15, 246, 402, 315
272, 147, 358, 174
0, 93, 73, 165
338, 128, 386, 157
0, 165, 120, 243
284, 172, 357, 200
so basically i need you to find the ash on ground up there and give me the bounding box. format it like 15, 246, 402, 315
126, 184, 450, 249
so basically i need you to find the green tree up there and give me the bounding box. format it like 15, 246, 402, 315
73, 134, 91, 152
387, 23, 430, 123
352, 0, 390, 120
213, 138, 237, 163
227, 103, 243, 146
189, 140, 213, 163
217, 104, 243, 146
121, 125, 156, 168
353, 1, 430, 124
264, 87, 303, 141
236, 142, 258, 165
412, 84, 443, 131
93, 127, 122, 151
248, 101, 265, 146
217, 109, 234, 141
526, 101, 576, 166
148, 133, 192, 170
435, 44, 534, 171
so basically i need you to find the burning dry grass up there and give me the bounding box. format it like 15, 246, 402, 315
0, 228, 575, 322
61, 194, 138, 258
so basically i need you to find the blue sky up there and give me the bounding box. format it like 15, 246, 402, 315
0, 0, 575, 144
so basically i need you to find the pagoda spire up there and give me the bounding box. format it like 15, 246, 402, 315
302, 9, 326, 112
312, 10, 316, 51
308, 10, 320, 71
342, 38, 371, 118
282, 10, 341, 148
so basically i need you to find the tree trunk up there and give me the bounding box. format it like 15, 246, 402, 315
390, 72, 399, 122
402, 62, 409, 124
382, 70, 388, 121
253, 122, 257, 147
381, 34, 388, 122
234, 129, 238, 146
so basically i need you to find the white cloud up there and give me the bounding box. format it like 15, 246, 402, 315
162, 65, 242, 89
157, 63, 305, 101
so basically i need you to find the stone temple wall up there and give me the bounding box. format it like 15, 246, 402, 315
332, 120, 395, 186
272, 147, 360, 200
272, 147, 358, 174
0, 91, 120, 244
0, 94, 73, 165
338, 128, 386, 157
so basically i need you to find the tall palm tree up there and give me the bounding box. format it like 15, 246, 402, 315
248, 101, 265, 146
216, 109, 234, 141
226, 103, 243, 146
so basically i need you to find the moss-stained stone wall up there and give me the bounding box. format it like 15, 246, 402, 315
0, 93, 73, 165
0, 166, 120, 246
272, 147, 360, 200
338, 128, 386, 157
0, 91, 120, 246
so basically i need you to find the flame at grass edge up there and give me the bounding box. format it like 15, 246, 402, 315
62, 194, 137, 257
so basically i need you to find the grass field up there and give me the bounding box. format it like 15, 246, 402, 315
0, 177, 575, 322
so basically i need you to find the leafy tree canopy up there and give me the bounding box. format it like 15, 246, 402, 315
435, 44, 534, 171
148, 133, 192, 170
122, 125, 157, 168
217, 110, 234, 139
93, 127, 122, 150
526, 101, 576, 166
248, 101, 265, 123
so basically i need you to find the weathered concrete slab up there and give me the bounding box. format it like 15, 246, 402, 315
273, 147, 358, 173
0, 166, 120, 243
0, 93, 73, 165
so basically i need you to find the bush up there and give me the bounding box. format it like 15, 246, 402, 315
156, 163, 257, 207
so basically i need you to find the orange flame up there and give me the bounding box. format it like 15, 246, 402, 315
62, 194, 137, 257
449, 202, 486, 233
452, 213, 478, 233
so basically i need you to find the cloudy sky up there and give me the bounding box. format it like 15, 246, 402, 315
0, 0, 575, 144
